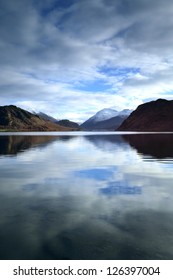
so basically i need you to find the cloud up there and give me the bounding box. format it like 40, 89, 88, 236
0, 0, 173, 121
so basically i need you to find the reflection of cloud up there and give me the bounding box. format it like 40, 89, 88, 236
0, 133, 173, 259
84, 134, 128, 152
1, 134, 173, 199
0, 193, 173, 259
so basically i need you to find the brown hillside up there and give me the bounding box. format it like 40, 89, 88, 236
117, 99, 173, 131
0, 105, 74, 131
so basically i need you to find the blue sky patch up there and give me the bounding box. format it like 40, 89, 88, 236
99, 66, 140, 78
74, 79, 112, 92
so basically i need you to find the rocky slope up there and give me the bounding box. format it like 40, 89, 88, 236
117, 99, 173, 131
0, 105, 74, 131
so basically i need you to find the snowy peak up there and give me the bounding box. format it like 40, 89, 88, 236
118, 109, 132, 117
90, 108, 118, 123
81, 108, 132, 130
84, 108, 132, 123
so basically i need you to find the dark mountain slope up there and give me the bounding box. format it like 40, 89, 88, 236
81, 115, 126, 130
117, 99, 173, 131
57, 119, 80, 129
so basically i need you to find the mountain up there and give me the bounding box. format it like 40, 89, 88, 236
57, 119, 80, 129
37, 112, 80, 129
117, 99, 173, 131
81, 115, 126, 130
86, 108, 119, 123
81, 108, 132, 130
0, 105, 74, 131
37, 112, 58, 123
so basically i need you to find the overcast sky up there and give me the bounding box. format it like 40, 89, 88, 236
1, 0, 173, 122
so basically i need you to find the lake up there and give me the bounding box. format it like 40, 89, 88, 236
0, 131, 173, 260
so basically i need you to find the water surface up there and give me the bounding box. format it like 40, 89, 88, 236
0, 132, 173, 260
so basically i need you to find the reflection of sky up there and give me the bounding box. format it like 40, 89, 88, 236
100, 183, 142, 196
74, 168, 115, 181
0, 134, 173, 210
1, 133, 173, 259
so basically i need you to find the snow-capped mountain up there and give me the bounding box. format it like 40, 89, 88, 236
88, 108, 119, 123
119, 109, 132, 116
81, 108, 132, 130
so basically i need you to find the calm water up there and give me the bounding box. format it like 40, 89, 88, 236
0, 132, 173, 260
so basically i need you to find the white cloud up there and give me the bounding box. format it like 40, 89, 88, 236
0, 0, 173, 121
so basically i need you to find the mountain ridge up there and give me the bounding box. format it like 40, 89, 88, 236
81, 108, 132, 130
0, 105, 75, 131
37, 112, 80, 129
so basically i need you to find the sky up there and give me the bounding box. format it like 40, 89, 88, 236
1, 0, 173, 122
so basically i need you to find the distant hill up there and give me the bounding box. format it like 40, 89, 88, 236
117, 99, 173, 131
81, 108, 132, 130
37, 112, 80, 129
37, 112, 59, 123
57, 119, 80, 129
0, 105, 74, 131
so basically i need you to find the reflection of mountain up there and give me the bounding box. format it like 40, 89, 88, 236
123, 134, 173, 159
0, 135, 73, 156
84, 134, 127, 151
